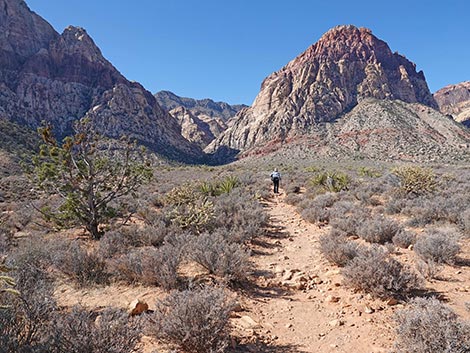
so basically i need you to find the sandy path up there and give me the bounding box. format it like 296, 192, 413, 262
233, 191, 395, 352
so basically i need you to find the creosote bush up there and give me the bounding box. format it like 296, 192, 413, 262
343, 245, 421, 298
149, 287, 234, 353
414, 228, 460, 264
394, 297, 470, 353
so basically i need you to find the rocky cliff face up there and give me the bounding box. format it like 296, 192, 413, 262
207, 25, 442, 155
0, 0, 202, 162
155, 90, 248, 148
434, 82, 470, 127
155, 90, 246, 121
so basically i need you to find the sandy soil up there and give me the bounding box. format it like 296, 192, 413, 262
55, 189, 470, 352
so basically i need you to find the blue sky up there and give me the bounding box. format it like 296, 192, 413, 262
27, 0, 469, 105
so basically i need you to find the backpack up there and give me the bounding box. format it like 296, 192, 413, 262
271, 171, 280, 181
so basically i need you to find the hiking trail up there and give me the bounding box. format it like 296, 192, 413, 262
232, 190, 394, 352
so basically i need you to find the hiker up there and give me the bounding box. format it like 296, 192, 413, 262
270, 168, 281, 193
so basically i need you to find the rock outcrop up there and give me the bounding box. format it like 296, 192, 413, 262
434, 82, 470, 127
155, 90, 246, 121
0, 0, 202, 162
207, 25, 452, 158
167, 106, 225, 148
155, 90, 247, 147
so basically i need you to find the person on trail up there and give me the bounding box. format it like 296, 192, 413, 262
270, 168, 281, 194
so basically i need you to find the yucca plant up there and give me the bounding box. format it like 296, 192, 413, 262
310, 171, 350, 192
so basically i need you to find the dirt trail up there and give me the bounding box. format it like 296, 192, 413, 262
233, 191, 395, 352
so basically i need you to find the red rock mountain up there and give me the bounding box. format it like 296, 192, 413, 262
0, 0, 202, 162
206, 25, 470, 162
434, 82, 470, 127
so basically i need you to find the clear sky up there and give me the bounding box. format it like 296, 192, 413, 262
26, 0, 470, 105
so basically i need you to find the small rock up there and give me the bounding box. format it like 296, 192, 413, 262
456, 270, 462, 275
408, 244, 414, 250
386, 298, 399, 306
326, 295, 340, 303
285, 323, 293, 328
283, 270, 294, 281
328, 319, 345, 327
233, 302, 244, 312
128, 299, 149, 316
364, 305, 375, 314
313, 278, 324, 285
238, 315, 261, 330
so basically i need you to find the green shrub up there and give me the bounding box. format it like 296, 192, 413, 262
310, 171, 350, 192
392, 165, 436, 195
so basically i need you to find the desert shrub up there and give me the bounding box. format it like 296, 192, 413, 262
461, 209, 470, 237
164, 183, 200, 206
0, 253, 57, 353
299, 192, 339, 223
53, 306, 142, 353
415, 259, 443, 280
392, 229, 416, 248
392, 165, 437, 195
168, 198, 215, 233
385, 196, 407, 215
329, 201, 370, 236
357, 215, 402, 244
112, 244, 181, 290
319, 232, 361, 267
186, 232, 251, 282
211, 190, 268, 243
310, 171, 350, 192
111, 249, 144, 284
52, 242, 110, 287
98, 229, 134, 259
149, 287, 234, 353
0, 232, 10, 256
342, 245, 421, 298
414, 228, 460, 264
394, 297, 470, 353
301, 203, 330, 223
285, 193, 302, 206
99, 224, 168, 259
358, 166, 382, 178
141, 244, 181, 290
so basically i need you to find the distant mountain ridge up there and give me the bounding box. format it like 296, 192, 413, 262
155, 90, 247, 121
155, 90, 247, 148
434, 81, 470, 128
0, 0, 203, 162
206, 25, 470, 162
